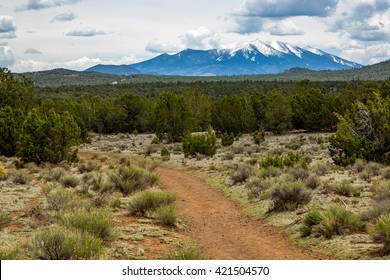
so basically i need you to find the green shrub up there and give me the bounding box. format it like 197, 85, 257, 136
0, 249, 19, 260
160, 147, 171, 161
77, 161, 100, 173
331, 180, 354, 197
30, 226, 104, 260
318, 206, 366, 238
42, 167, 66, 182
155, 204, 178, 227
305, 176, 321, 189
229, 164, 252, 185
269, 182, 311, 212
258, 166, 279, 179
0, 210, 12, 231
60, 175, 80, 188
0, 163, 8, 181
57, 209, 117, 243
371, 214, 390, 254
260, 151, 304, 169
128, 189, 176, 216
110, 165, 159, 195
252, 130, 265, 145
182, 127, 217, 158
300, 209, 324, 237
166, 243, 205, 260
151, 137, 161, 145
220, 132, 235, 147
46, 188, 90, 212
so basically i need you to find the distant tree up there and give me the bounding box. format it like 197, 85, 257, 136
17, 109, 82, 164
116, 93, 144, 132
330, 94, 390, 165
264, 90, 292, 134
0, 68, 34, 113
212, 95, 255, 135
154, 93, 194, 142
0, 106, 23, 157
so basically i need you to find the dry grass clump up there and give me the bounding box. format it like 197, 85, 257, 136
381, 167, 390, 180
289, 166, 310, 181
166, 243, 205, 260
128, 189, 176, 216
57, 208, 118, 243
77, 161, 100, 173
258, 166, 279, 179
371, 214, 390, 254
305, 176, 321, 189
330, 180, 354, 197
45, 188, 90, 212
222, 151, 235, 161
246, 176, 271, 199
60, 175, 80, 188
110, 165, 159, 195
0, 209, 12, 231
29, 225, 104, 260
42, 167, 67, 182
229, 164, 252, 185
12, 171, 32, 185
311, 162, 331, 176
363, 182, 390, 221
155, 204, 179, 227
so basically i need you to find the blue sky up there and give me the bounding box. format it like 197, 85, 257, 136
0, 0, 389, 72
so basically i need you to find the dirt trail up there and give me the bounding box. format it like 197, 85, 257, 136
157, 166, 325, 260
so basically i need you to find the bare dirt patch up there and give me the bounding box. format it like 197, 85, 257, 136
158, 166, 325, 259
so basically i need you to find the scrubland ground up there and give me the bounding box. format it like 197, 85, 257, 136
0, 132, 389, 259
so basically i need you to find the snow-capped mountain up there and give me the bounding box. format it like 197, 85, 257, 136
85, 40, 362, 76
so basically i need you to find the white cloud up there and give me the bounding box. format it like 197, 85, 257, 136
24, 48, 43, 54
65, 27, 106, 37
179, 26, 221, 49
15, 0, 81, 12
51, 12, 77, 23
269, 21, 305, 36
0, 46, 15, 67
146, 39, 182, 54
0, 16, 17, 39
340, 43, 390, 65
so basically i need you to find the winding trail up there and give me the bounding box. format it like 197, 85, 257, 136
157, 166, 325, 260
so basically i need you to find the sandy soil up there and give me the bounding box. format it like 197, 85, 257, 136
158, 166, 326, 260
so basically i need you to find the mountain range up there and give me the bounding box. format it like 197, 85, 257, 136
85, 39, 362, 76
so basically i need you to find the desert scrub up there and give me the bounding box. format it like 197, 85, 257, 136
60, 175, 80, 188
305, 176, 321, 189
12, 171, 31, 185
155, 204, 178, 227
110, 165, 159, 195
166, 243, 205, 260
0, 209, 12, 231
128, 189, 176, 216
299, 209, 324, 237
45, 188, 90, 212
317, 206, 366, 238
42, 167, 67, 182
229, 164, 252, 185
311, 162, 331, 176
29, 226, 104, 260
258, 166, 279, 179
57, 208, 117, 243
289, 166, 310, 181
222, 151, 234, 161
330, 180, 355, 197
246, 176, 271, 199
381, 167, 390, 180
268, 182, 311, 212
252, 130, 265, 145
260, 151, 305, 169
371, 214, 390, 254
0, 163, 8, 180
77, 161, 100, 173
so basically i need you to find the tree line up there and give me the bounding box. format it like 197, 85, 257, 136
1, 68, 390, 164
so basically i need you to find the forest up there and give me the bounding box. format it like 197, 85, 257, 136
1, 67, 390, 165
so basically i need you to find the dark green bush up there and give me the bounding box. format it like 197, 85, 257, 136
252, 130, 265, 145
220, 132, 235, 147
182, 127, 217, 158
300, 209, 324, 237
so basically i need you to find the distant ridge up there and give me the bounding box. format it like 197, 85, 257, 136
85, 64, 141, 75
85, 39, 362, 76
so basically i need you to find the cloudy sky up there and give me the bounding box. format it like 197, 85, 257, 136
0, 0, 389, 72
